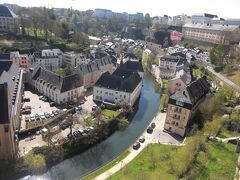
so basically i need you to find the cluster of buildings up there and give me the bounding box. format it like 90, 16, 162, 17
93, 8, 144, 21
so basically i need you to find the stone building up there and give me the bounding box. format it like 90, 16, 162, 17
0, 5, 18, 33
0, 61, 23, 160
164, 77, 210, 137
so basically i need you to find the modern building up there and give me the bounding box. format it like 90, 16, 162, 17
29, 66, 84, 104
183, 23, 240, 45
32, 49, 63, 71
94, 8, 113, 19
191, 13, 218, 24
0, 61, 23, 160
224, 18, 240, 26
164, 76, 210, 137
93, 67, 142, 106
0, 4, 18, 33
172, 14, 191, 26
76, 56, 114, 88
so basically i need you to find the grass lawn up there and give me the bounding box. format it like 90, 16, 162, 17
189, 142, 238, 180
224, 70, 240, 86
108, 142, 238, 180
82, 150, 130, 180
101, 109, 120, 119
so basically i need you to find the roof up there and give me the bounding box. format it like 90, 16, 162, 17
169, 76, 210, 109
120, 60, 144, 72
0, 61, 21, 124
0, 53, 11, 60
32, 66, 82, 93
171, 69, 191, 85
183, 23, 239, 32
192, 13, 217, 18
0, 5, 17, 17
0, 83, 10, 124
160, 55, 181, 62
95, 71, 141, 93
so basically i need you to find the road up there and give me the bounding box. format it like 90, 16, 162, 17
207, 66, 240, 92
93, 112, 184, 180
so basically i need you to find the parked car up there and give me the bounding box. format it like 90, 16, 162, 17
51, 137, 57, 145
49, 112, 55, 118
92, 105, 99, 111
40, 113, 46, 120
57, 138, 64, 145
23, 97, 30, 102
133, 142, 141, 150
73, 130, 81, 137
139, 136, 145, 143
67, 133, 74, 140
44, 112, 50, 118
63, 137, 69, 143
30, 114, 35, 121
147, 127, 153, 134
52, 110, 59, 116
25, 115, 30, 122
49, 102, 55, 107
151, 122, 156, 129
35, 114, 41, 121
42, 97, 48, 102
39, 96, 44, 100
22, 109, 31, 114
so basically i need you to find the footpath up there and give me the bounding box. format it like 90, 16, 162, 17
93, 112, 183, 180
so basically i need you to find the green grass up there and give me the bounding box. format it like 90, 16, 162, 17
191, 142, 238, 180
82, 150, 130, 180
108, 142, 238, 180
224, 70, 240, 86
101, 109, 120, 119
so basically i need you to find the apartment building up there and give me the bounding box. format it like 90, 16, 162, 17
29, 66, 84, 104
0, 5, 18, 33
93, 67, 142, 107
33, 49, 63, 71
76, 56, 114, 88
10, 51, 31, 69
159, 55, 188, 79
63, 51, 91, 66
0, 61, 23, 160
164, 77, 210, 137
183, 23, 240, 45
191, 13, 218, 24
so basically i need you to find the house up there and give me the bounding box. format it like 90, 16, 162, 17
32, 49, 63, 71
76, 56, 114, 88
159, 55, 188, 79
164, 76, 211, 137
0, 5, 18, 33
10, 51, 31, 69
63, 51, 91, 66
93, 67, 142, 106
28, 66, 84, 104
0, 61, 23, 160
168, 69, 192, 95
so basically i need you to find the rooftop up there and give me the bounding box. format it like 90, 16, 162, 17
184, 23, 240, 31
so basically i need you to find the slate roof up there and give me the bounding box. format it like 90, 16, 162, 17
184, 23, 239, 32
32, 66, 82, 93
160, 55, 181, 62
95, 70, 142, 93
0, 53, 11, 60
120, 60, 144, 72
169, 76, 210, 109
0, 61, 20, 124
77, 56, 113, 75
0, 5, 17, 17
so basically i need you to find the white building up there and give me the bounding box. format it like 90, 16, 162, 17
93, 68, 142, 107
33, 49, 63, 71
29, 66, 84, 104
63, 51, 91, 66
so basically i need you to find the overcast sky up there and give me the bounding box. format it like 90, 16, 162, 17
3, 0, 240, 18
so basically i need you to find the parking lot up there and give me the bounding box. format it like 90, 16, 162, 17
21, 90, 59, 130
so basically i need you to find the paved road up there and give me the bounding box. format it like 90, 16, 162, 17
207, 67, 240, 92
93, 112, 184, 180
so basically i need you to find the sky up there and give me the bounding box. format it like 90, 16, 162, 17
3, 0, 240, 18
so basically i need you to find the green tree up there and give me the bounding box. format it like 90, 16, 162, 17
210, 44, 229, 67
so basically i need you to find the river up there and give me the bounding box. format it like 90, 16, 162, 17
23, 72, 161, 180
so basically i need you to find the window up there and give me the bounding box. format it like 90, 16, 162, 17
124, 95, 126, 99
105, 92, 108, 95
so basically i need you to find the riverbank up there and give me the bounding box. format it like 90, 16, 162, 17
93, 112, 184, 180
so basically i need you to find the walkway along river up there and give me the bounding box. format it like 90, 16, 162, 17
24, 72, 161, 180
